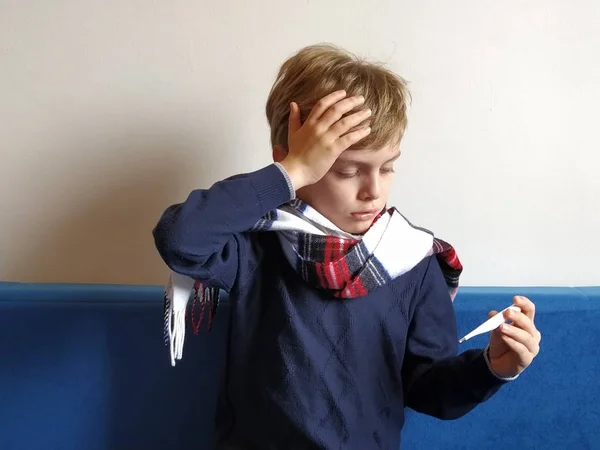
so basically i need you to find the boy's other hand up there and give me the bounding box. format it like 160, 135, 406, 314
487, 296, 541, 378
280, 90, 372, 190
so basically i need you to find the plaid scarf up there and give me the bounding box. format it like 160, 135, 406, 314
163, 199, 462, 366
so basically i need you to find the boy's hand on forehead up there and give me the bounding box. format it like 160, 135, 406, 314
279, 90, 372, 190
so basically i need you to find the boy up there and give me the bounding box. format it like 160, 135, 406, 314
153, 44, 541, 449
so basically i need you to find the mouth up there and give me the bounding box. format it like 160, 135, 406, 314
350, 209, 380, 221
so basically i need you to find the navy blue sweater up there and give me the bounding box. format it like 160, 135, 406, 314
153, 164, 507, 450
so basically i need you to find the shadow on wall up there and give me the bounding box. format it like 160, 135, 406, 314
6, 115, 228, 285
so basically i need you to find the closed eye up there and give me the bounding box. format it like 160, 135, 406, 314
336, 171, 359, 179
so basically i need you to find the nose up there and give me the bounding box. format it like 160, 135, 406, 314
359, 173, 380, 201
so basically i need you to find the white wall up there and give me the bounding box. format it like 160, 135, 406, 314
1, 0, 598, 286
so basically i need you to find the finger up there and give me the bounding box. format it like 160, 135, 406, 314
342, 119, 372, 137
504, 309, 537, 336
514, 296, 536, 322
333, 126, 372, 154
500, 323, 540, 356
328, 108, 372, 139
499, 333, 535, 366
305, 90, 348, 124
316, 95, 366, 130
287, 102, 302, 136
488, 310, 498, 319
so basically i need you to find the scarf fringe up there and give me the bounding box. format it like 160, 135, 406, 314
163, 273, 220, 367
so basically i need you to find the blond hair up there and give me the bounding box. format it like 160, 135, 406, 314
266, 44, 411, 151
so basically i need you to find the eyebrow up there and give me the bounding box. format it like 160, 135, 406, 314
336, 151, 401, 166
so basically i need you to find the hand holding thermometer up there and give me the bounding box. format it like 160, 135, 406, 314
458, 305, 521, 343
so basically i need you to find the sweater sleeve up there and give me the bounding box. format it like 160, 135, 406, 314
152, 164, 294, 292
401, 256, 508, 420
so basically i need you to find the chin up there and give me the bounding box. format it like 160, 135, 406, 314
340, 221, 372, 235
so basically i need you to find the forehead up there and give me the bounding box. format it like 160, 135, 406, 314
336, 143, 401, 166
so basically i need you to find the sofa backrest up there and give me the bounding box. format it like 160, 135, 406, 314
0, 283, 598, 450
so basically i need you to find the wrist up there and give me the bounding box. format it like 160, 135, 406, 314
484, 345, 520, 381
279, 159, 309, 191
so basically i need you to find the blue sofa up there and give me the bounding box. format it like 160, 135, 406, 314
1, 283, 598, 450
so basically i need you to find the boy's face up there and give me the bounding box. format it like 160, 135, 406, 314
295, 142, 400, 235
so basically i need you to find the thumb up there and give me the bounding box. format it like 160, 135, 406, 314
288, 102, 302, 136
488, 310, 504, 337
488, 310, 503, 346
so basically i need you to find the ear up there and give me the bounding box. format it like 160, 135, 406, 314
272, 144, 288, 163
